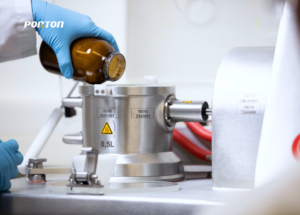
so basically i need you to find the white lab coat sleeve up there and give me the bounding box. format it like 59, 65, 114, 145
0, 0, 37, 63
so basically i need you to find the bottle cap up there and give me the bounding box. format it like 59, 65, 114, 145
103, 51, 126, 81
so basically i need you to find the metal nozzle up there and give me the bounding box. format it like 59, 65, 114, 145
166, 100, 209, 126
205, 108, 212, 115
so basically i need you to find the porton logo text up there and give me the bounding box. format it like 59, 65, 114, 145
24, 21, 64, 28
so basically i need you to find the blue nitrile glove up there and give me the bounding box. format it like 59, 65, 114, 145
31, 0, 119, 79
0, 139, 23, 191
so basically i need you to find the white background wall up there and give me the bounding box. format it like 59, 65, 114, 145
0, 0, 279, 166
126, 0, 279, 101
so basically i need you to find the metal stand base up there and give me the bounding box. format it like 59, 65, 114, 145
110, 151, 184, 182
50, 181, 179, 195
0, 178, 246, 215
110, 173, 185, 182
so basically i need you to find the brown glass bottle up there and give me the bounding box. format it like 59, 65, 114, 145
39, 38, 126, 84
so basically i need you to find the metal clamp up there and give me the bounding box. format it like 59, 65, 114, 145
68, 147, 102, 190
164, 95, 177, 128
27, 158, 47, 183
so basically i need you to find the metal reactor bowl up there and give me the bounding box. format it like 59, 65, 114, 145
64, 85, 184, 182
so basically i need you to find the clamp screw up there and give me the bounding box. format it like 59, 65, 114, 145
167, 100, 173, 105
91, 174, 98, 180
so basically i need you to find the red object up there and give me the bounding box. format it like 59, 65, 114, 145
185, 122, 212, 142
173, 129, 211, 161
292, 134, 300, 161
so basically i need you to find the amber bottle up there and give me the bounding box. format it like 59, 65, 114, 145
39, 38, 126, 84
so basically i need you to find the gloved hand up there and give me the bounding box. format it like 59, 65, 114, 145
31, 0, 119, 79
0, 139, 23, 191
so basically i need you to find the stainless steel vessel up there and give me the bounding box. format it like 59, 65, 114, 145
63, 85, 209, 182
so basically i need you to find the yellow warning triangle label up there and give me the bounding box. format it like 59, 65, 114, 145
101, 122, 113, 134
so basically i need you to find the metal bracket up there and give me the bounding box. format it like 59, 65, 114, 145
27, 158, 47, 183
164, 95, 177, 129
68, 147, 102, 190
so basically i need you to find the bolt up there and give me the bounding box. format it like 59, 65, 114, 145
69, 178, 77, 185
95, 90, 100, 94
91, 174, 98, 180
168, 100, 173, 105
101, 90, 105, 94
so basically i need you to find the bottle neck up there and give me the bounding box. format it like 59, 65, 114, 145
102, 51, 126, 82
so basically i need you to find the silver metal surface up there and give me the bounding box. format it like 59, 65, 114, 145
62, 97, 82, 108
63, 132, 83, 144
66, 85, 184, 182
63, 181, 178, 195
94, 84, 108, 95
68, 147, 100, 187
164, 95, 177, 129
27, 158, 47, 182
206, 108, 212, 115
0, 178, 247, 215
80, 85, 176, 155
167, 100, 209, 123
212, 47, 274, 189
66, 183, 102, 188
111, 152, 183, 177
109, 173, 185, 182
64, 85, 209, 182
28, 158, 46, 168
27, 174, 46, 182
29, 168, 72, 175
74, 172, 89, 181
184, 165, 212, 173
183, 165, 212, 180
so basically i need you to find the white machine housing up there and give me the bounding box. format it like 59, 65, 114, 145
212, 47, 274, 189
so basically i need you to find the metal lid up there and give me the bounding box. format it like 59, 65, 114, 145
79, 84, 175, 98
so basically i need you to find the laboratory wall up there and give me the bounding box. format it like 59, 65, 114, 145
126, 0, 279, 102
0, 0, 279, 166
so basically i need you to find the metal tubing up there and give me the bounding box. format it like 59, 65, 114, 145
63, 133, 83, 145
205, 108, 212, 115
62, 97, 83, 108
167, 100, 209, 123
